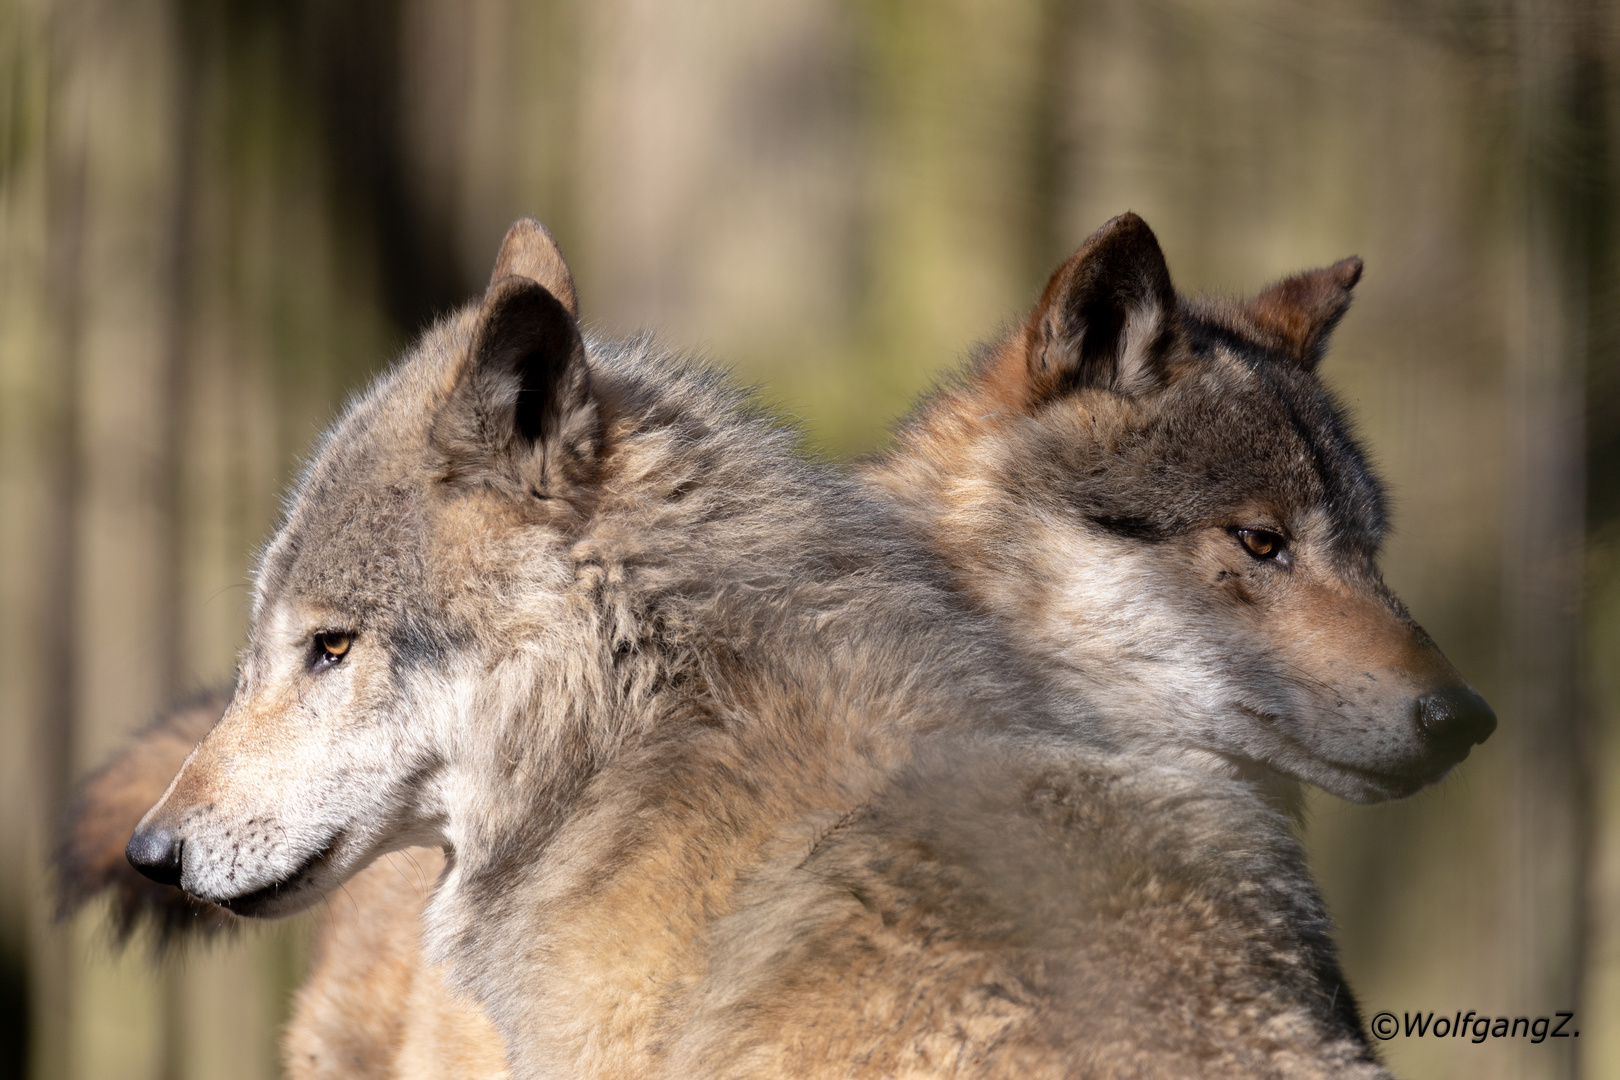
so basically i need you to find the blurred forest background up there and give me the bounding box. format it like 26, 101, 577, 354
1, 0, 1617, 1077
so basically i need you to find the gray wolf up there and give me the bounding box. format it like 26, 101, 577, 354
72, 216, 1488, 1077
864, 211, 1494, 808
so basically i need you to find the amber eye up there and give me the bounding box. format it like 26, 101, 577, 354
313, 631, 352, 666
1235, 528, 1285, 560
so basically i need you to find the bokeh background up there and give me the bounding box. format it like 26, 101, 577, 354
1, 0, 1617, 1077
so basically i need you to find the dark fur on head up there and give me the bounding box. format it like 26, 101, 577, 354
1020, 296, 1389, 553
54, 689, 237, 952
913, 213, 1384, 554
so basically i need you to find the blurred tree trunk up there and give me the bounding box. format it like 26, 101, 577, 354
30, 0, 88, 1070
1504, 1, 1604, 1075
1580, 0, 1620, 1071
2, 2, 406, 1078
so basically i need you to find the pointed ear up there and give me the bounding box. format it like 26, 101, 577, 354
1243, 256, 1362, 370
1024, 213, 1179, 399
435, 274, 598, 494
489, 218, 579, 319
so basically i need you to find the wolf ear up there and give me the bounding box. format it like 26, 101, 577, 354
471, 275, 593, 445
1243, 257, 1362, 370
489, 218, 579, 319
436, 224, 598, 492
1023, 213, 1178, 400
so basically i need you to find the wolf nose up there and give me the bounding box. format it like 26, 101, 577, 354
126, 828, 184, 887
1416, 687, 1497, 752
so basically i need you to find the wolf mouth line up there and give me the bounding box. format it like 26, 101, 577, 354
1232, 705, 1485, 798
214, 832, 339, 915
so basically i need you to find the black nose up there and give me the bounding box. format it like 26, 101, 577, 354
126, 828, 184, 887
1417, 687, 1497, 753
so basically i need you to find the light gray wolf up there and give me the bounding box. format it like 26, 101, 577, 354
67, 216, 1490, 1077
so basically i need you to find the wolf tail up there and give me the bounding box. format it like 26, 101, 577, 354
54, 688, 238, 952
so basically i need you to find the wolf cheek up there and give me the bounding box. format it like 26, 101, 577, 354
125, 625, 396, 916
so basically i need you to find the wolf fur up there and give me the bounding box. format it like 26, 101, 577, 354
86, 216, 1491, 1077
284, 846, 510, 1080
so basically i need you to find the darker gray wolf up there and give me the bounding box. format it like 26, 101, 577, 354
865, 211, 1493, 809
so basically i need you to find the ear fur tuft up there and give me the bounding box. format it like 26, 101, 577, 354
1025, 212, 1179, 400
490, 218, 578, 319
1243, 256, 1363, 369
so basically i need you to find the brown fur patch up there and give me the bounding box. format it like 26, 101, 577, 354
286, 849, 509, 1080
1232, 257, 1363, 369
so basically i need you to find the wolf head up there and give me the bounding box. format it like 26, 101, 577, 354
871, 213, 1494, 803
123, 221, 628, 914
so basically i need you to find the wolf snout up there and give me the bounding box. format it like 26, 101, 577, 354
1416, 687, 1497, 758
125, 827, 184, 887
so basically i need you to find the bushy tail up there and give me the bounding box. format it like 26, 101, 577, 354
54, 688, 238, 951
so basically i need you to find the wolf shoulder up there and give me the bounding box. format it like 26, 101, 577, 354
659, 739, 1377, 1080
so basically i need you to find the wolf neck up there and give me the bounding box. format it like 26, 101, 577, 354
426, 615, 953, 1078
869, 391, 1309, 815
417, 354, 1052, 1077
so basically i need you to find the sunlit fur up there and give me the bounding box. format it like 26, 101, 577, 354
113, 220, 1409, 1077
283, 847, 509, 1080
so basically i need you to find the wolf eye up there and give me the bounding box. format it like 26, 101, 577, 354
312, 631, 352, 667
1235, 529, 1285, 560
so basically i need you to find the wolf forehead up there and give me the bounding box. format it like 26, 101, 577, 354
249, 310, 486, 633
245, 301, 833, 647
1003, 301, 1388, 554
